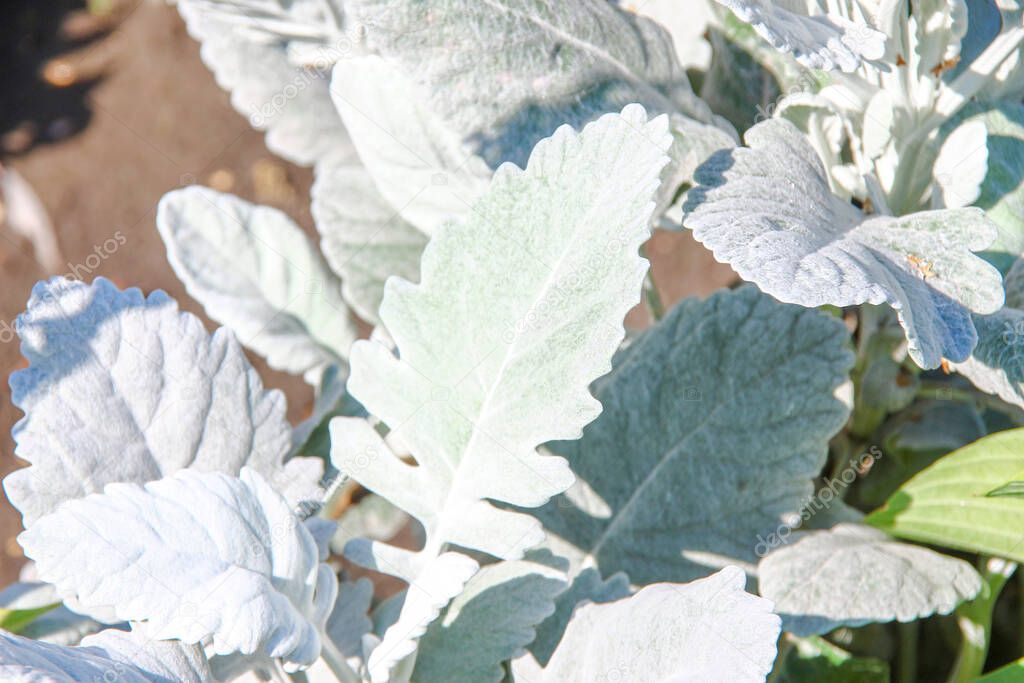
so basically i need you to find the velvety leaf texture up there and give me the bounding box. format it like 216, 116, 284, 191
176, 0, 353, 168
4, 277, 321, 527
758, 523, 982, 636
513, 566, 780, 683
713, 0, 886, 72
0, 629, 212, 683
532, 285, 853, 585
312, 162, 429, 325
684, 118, 1004, 369
330, 105, 671, 680
331, 0, 732, 233
20, 469, 337, 670
345, 0, 714, 170
414, 560, 567, 683
158, 187, 357, 384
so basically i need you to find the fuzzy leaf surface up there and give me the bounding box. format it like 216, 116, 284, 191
685, 118, 1003, 369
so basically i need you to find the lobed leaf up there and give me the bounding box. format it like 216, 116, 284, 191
713, 0, 886, 72
4, 277, 322, 527
20, 469, 337, 670
329, 105, 671, 678
684, 118, 1004, 369
758, 523, 982, 636
512, 566, 780, 683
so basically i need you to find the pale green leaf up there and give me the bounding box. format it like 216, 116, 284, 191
330, 55, 494, 235
329, 106, 671, 679
758, 523, 982, 636
866, 428, 1024, 562
532, 285, 852, 585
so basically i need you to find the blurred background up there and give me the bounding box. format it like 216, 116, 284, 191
0, 0, 735, 584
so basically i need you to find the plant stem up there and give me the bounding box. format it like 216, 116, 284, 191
899, 621, 919, 683
270, 661, 292, 683
320, 638, 362, 683
948, 557, 1018, 683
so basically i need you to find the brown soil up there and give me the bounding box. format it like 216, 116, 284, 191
0, 0, 735, 585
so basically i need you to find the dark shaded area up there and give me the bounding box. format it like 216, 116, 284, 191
0, 0, 114, 156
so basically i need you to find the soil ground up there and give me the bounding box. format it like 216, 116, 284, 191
0, 0, 735, 585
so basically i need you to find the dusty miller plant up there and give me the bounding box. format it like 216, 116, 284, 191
3, 1, 1024, 682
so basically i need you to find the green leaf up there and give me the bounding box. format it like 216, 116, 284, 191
866, 428, 1024, 562
977, 657, 1024, 682
987, 480, 1024, 497
775, 635, 890, 683
0, 603, 61, 634
531, 285, 852, 585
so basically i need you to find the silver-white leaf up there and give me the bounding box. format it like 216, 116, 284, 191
0, 628, 212, 683
330, 105, 671, 679
177, 0, 354, 167
158, 187, 357, 384
513, 566, 780, 683
4, 277, 321, 527
758, 523, 983, 636
714, 0, 887, 72
684, 118, 1004, 369
20, 469, 336, 670
311, 161, 429, 325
